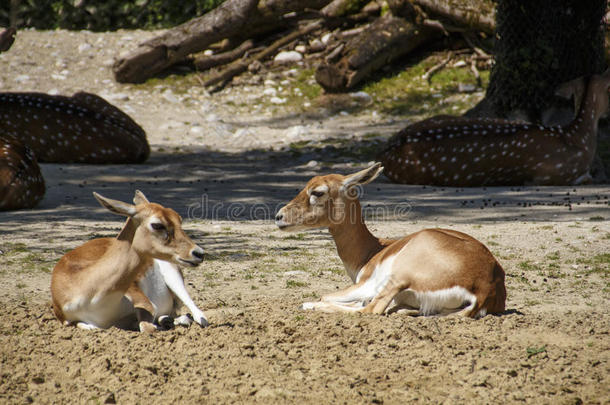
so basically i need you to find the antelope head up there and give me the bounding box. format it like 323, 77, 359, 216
275, 163, 384, 231
94, 190, 204, 267
586, 68, 610, 124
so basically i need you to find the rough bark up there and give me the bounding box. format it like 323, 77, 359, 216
112, 0, 332, 83
411, 0, 495, 35
315, 16, 440, 92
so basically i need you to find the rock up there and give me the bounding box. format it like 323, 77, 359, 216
270, 96, 286, 104
309, 38, 325, 52
78, 43, 92, 53
306, 160, 318, 168
349, 91, 372, 103
162, 90, 180, 103
321, 33, 333, 44
284, 270, 308, 277
263, 88, 277, 96
453, 60, 467, 67
248, 60, 263, 73
295, 45, 307, 54
458, 83, 476, 93
274, 51, 303, 64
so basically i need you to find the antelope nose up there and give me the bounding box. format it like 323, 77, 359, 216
275, 213, 284, 222
191, 246, 204, 262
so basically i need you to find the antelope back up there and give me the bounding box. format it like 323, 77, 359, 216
0, 135, 45, 210
0, 92, 150, 164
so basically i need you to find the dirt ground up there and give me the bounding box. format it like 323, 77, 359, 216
1, 30, 609, 404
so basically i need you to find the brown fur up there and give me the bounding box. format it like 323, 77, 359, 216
276, 164, 507, 317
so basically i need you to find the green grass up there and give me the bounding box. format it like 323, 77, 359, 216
286, 280, 309, 288
576, 254, 610, 277
517, 261, 540, 272
526, 346, 547, 358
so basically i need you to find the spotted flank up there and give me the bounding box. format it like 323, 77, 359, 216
379, 69, 610, 186
0, 135, 45, 210
0, 92, 150, 164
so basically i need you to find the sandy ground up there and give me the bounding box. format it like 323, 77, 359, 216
0, 30, 609, 404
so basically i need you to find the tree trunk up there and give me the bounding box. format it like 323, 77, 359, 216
315, 16, 440, 92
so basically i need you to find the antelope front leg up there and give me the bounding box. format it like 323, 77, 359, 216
155, 260, 209, 327
125, 283, 157, 333
360, 279, 404, 314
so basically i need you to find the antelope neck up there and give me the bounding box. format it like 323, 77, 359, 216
329, 199, 383, 282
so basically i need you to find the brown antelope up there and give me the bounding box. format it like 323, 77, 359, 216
0, 135, 45, 210
275, 163, 506, 317
51, 191, 208, 332
0, 91, 149, 163
379, 68, 610, 186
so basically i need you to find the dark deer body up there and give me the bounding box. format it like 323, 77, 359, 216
379, 69, 610, 186
0, 135, 45, 210
0, 92, 149, 164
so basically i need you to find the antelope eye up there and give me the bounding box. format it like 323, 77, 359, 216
311, 190, 325, 198
151, 222, 166, 231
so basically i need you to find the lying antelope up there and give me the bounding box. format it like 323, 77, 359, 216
51, 191, 208, 332
0, 91, 149, 163
275, 163, 506, 317
0, 135, 45, 210
379, 68, 610, 186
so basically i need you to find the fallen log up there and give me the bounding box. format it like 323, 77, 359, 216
204, 20, 325, 89
411, 0, 495, 35
113, 0, 332, 83
315, 15, 441, 92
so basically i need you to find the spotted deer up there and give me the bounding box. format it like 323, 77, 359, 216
0, 135, 45, 210
0, 91, 149, 163
379, 68, 610, 186
275, 163, 506, 316
51, 191, 208, 332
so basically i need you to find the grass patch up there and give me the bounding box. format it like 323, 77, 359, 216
526, 345, 547, 358
589, 216, 605, 221
517, 261, 539, 272
286, 280, 309, 288
576, 253, 610, 277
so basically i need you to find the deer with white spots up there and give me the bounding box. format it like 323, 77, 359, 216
275, 163, 506, 317
379, 68, 610, 186
51, 190, 209, 332
0, 135, 45, 210
0, 91, 149, 163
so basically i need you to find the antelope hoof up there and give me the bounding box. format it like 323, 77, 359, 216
158, 315, 175, 330
174, 314, 193, 327
190, 310, 209, 327
139, 321, 158, 333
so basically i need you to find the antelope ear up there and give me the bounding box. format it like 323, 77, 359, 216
342, 162, 384, 189
133, 189, 150, 205
555, 77, 586, 112
93, 192, 137, 217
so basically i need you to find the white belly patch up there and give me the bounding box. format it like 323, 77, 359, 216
393, 286, 476, 316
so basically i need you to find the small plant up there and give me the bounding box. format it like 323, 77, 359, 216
526, 346, 546, 358
286, 280, 309, 288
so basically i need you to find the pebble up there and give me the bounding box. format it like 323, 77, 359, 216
263, 88, 277, 96
274, 51, 303, 63
284, 271, 308, 277
306, 160, 318, 168
349, 91, 372, 103
78, 43, 92, 52
294, 45, 307, 54
270, 96, 286, 104
321, 33, 333, 44
458, 83, 476, 93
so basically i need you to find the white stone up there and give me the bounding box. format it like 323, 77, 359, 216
349, 91, 372, 103
263, 88, 277, 96
321, 33, 333, 44
162, 90, 179, 103
274, 51, 303, 63
270, 96, 286, 104
306, 160, 318, 168
78, 43, 92, 52
295, 45, 307, 53
458, 83, 476, 93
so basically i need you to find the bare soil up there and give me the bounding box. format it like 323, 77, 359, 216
0, 30, 609, 404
